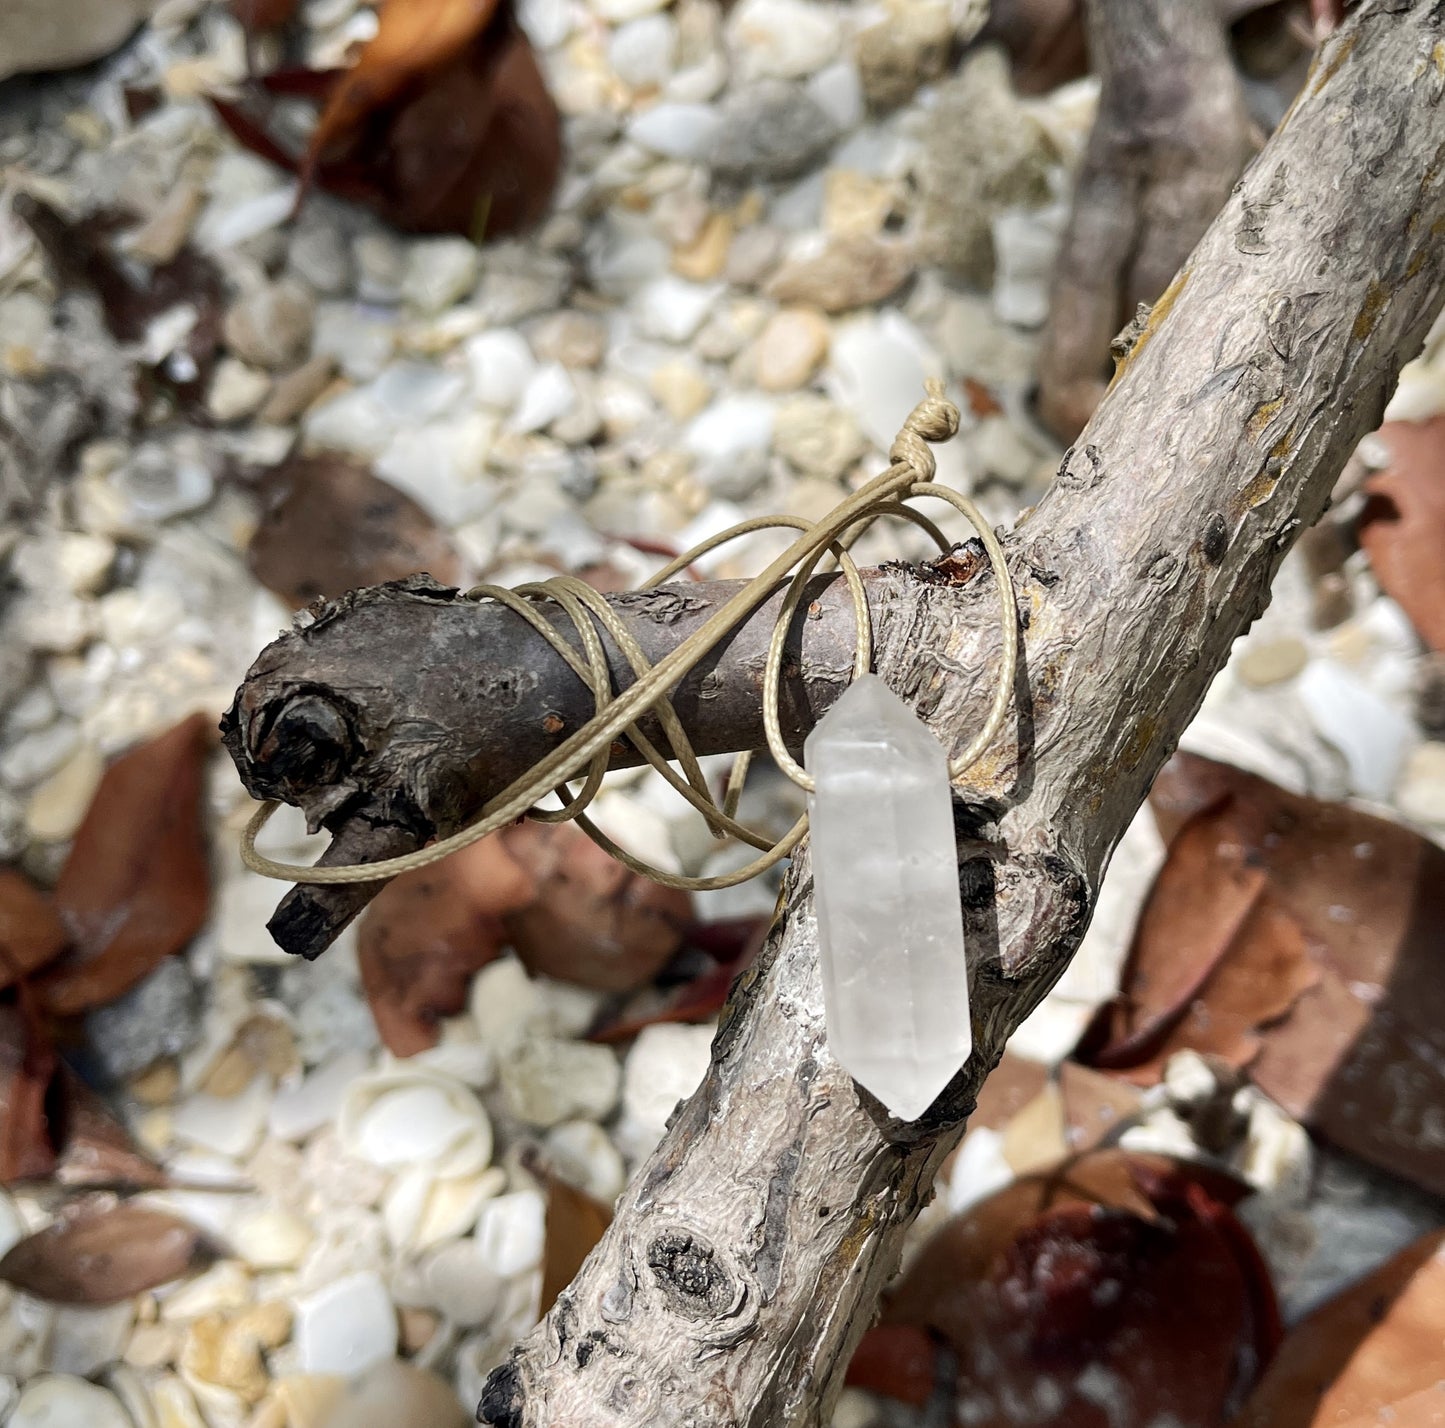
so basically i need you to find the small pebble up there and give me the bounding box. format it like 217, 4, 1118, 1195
752, 307, 831, 391
23, 740, 102, 843
1237, 638, 1309, 688
498, 1037, 621, 1127
223, 280, 317, 372
399, 237, 480, 315
293, 1272, 397, 1377
9, 1376, 133, 1428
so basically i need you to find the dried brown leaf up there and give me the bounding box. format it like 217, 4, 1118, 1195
248, 456, 462, 609
501, 823, 693, 993
303, 0, 502, 180
540, 1169, 613, 1315
36, 714, 213, 1017
1232, 1231, 1445, 1428
0, 1199, 211, 1303
216, 5, 561, 237
1080, 753, 1445, 1196
53, 1068, 167, 1190
358, 834, 535, 1056
854, 1150, 1277, 1427
0, 868, 67, 991
1357, 417, 1445, 652
0, 1007, 164, 1189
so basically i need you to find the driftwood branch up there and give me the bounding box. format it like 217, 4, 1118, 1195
222, 2, 1445, 1421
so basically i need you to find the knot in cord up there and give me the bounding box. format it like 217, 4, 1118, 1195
888, 379, 960, 479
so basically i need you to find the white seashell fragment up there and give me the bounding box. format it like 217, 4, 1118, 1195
337, 1069, 492, 1178
293, 1271, 398, 1376
9, 1376, 133, 1428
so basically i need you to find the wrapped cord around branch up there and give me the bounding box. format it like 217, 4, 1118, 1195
240, 381, 1019, 893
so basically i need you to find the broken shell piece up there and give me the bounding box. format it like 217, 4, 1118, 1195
337, 1069, 492, 1178
9, 1376, 133, 1428
293, 1271, 397, 1376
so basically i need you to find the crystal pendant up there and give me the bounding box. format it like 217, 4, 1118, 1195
805, 674, 971, 1120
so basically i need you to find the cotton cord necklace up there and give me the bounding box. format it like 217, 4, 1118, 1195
242, 380, 1018, 1120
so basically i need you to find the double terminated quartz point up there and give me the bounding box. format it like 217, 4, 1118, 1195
805, 674, 971, 1121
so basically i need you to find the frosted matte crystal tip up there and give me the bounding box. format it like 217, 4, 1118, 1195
805, 674, 971, 1121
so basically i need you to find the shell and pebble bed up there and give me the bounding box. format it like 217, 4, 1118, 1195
3, 0, 1445, 1423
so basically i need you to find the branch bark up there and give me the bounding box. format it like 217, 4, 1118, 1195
220, 2, 1445, 1421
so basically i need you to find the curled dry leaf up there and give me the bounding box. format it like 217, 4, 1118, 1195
214, 1, 562, 237
358, 833, 536, 1056
248, 456, 463, 610
0, 1199, 212, 1303
500, 823, 693, 993
1233, 1231, 1445, 1428
35, 713, 213, 1018
0, 1008, 164, 1189
0, 868, 67, 992
1356, 417, 1445, 652
849, 1150, 1279, 1426
1079, 753, 1445, 1197
302, 0, 503, 182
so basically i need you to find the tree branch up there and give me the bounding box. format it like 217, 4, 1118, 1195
221, 2, 1445, 1421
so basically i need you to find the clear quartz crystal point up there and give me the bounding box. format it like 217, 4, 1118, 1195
805, 674, 971, 1121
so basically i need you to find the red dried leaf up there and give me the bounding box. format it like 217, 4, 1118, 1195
0, 869, 67, 992
52, 1068, 166, 1190
248, 456, 463, 609
215, 6, 561, 237
856, 1150, 1278, 1427
960, 375, 1004, 419
1357, 417, 1445, 652
500, 823, 693, 993
0, 1199, 212, 1303
1233, 1231, 1445, 1428
539, 1169, 613, 1314
1079, 753, 1445, 1197
844, 1324, 940, 1408
358, 833, 536, 1056
35, 714, 213, 1018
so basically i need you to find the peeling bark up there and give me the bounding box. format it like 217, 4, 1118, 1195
221, 2, 1445, 1422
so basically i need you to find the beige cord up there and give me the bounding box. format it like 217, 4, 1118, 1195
241, 381, 1019, 893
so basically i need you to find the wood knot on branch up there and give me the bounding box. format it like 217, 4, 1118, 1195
647, 1230, 738, 1320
